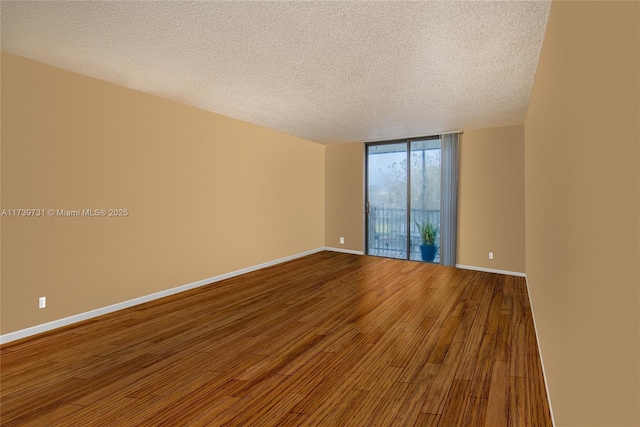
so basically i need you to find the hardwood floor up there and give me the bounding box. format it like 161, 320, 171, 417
0, 251, 552, 426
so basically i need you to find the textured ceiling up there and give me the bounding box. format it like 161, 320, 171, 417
1, 1, 550, 144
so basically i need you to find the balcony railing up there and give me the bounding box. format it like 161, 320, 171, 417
367, 206, 440, 262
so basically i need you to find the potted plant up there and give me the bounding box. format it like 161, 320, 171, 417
415, 220, 438, 262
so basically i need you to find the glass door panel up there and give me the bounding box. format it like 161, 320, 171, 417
409, 139, 441, 262
366, 143, 408, 259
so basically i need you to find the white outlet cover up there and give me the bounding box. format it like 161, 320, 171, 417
340, 237, 345, 244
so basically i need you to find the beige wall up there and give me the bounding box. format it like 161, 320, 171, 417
1, 53, 325, 335
524, 2, 639, 426
324, 143, 364, 252
458, 125, 525, 273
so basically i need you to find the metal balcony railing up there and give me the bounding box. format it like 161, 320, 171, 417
367, 206, 440, 262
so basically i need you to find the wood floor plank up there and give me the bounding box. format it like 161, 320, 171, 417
452, 307, 478, 344
64, 395, 162, 427
485, 360, 511, 427
510, 375, 530, 427
485, 277, 505, 335
501, 275, 515, 313
469, 333, 497, 398
391, 364, 440, 426
397, 320, 441, 383
313, 388, 365, 426
414, 412, 441, 427
340, 366, 404, 425
0, 252, 551, 426
289, 353, 364, 414
463, 396, 488, 427
426, 314, 462, 364
218, 378, 302, 427
454, 319, 485, 381
254, 393, 307, 427
439, 379, 472, 426
301, 380, 356, 425
285, 351, 338, 396
528, 352, 554, 426
495, 313, 512, 362
421, 341, 464, 415
276, 412, 310, 427
19, 403, 85, 427
510, 323, 528, 378
190, 374, 291, 427
369, 381, 413, 426
187, 395, 241, 426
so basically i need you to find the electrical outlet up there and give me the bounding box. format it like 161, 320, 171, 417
339, 237, 345, 245
489, 252, 494, 260
39, 296, 46, 309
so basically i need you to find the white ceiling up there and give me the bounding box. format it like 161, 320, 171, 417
1, 1, 551, 144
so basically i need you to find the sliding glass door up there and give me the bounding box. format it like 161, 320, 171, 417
366, 143, 408, 259
366, 138, 441, 262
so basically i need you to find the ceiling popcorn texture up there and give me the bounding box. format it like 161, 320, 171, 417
1, 1, 551, 143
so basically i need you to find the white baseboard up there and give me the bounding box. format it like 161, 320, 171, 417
0, 247, 325, 345
455, 264, 526, 277
525, 276, 556, 426
324, 246, 365, 255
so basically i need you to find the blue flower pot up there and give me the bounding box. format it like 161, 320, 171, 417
419, 244, 437, 262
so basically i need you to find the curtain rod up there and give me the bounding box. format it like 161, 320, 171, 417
362, 130, 463, 144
